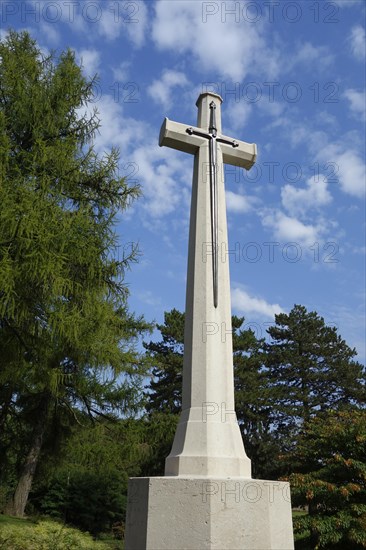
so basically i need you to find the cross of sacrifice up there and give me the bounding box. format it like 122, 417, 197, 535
159, 93, 257, 478
125, 96, 294, 550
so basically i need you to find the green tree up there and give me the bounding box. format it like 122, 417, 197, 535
0, 31, 149, 516
232, 319, 278, 478
144, 309, 184, 415
287, 409, 366, 550
31, 414, 178, 535
31, 418, 151, 536
265, 305, 365, 455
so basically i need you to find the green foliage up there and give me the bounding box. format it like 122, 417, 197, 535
287, 409, 366, 549
30, 417, 153, 535
231, 316, 278, 478
29, 413, 180, 533
0, 515, 107, 549
37, 470, 126, 536
0, 30, 150, 515
144, 309, 184, 415
144, 305, 365, 483
0, 28, 147, 404
265, 305, 365, 453
138, 412, 179, 476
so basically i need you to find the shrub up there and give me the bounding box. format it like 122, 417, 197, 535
0, 518, 107, 549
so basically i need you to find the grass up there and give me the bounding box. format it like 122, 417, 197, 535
0, 514, 35, 526
0, 514, 124, 549
293, 510, 308, 517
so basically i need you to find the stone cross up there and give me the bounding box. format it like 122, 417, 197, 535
159, 93, 257, 478
124, 93, 294, 550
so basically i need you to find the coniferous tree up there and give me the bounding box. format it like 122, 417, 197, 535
0, 31, 150, 516
232, 319, 278, 478
144, 309, 184, 415
265, 305, 365, 453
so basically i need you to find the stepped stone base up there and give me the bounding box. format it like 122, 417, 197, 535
124, 477, 294, 550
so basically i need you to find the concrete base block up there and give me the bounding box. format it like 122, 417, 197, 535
124, 477, 294, 550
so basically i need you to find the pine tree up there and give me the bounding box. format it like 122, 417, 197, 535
0, 31, 149, 516
265, 305, 365, 452
144, 309, 184, 415
232, 319, 278, 478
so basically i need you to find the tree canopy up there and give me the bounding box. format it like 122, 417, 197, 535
288, 409, 366, 549
0, 30, 150, 517
265, 305, 365, 453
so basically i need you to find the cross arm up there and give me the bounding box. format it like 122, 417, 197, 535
159, 118, 207, 155
219, 136, 257, 170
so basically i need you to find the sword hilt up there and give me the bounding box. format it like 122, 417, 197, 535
209, 101, 217, 137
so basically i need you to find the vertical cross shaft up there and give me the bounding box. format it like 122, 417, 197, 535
159, 93, 256, 478
186, 100, 240, 308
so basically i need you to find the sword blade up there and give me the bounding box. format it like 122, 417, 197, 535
209, 135, 218, 309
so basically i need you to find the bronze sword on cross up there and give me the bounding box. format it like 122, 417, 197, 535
159, 93, 257, 309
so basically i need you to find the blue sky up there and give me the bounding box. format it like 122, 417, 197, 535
1, 0, 365, 360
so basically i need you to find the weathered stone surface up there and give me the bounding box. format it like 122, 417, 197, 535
125, 477, 294, 550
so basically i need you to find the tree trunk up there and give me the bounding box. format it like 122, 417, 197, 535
4, 396, 50, 517
0, 386, 13, 431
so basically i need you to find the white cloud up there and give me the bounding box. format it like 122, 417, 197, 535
225, 101, 252, 132
85, 95, 146, 155
334, 0, 362, 6
124, 0, 148, 48
151, 1, 280, 80
77, 49, 100, 78
317, 143, 366, 198
131, 144, 190, 218
231, 287, 283, 319
282, 122, 366, 199
147, 70, 190, 109
288, 42, 334, 72
281, 175, 332, 216
349, 25, 365, 60
96, 0, 148, 47
226, 190, 254, 213
39, 22, 60, 45
137, 290, 161, 307
257, 99, 285, 119
287, 124, 311, 148
261, 209, 325, 246
336, 150, 366, 198
112, 61, 130, 82
352, 245, 366, 255
77, 94, 192, 221
96, 5, 122, 41
344, 89, 366, 120
53, 0, 147, 47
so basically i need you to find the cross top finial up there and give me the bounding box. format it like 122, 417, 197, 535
196, 93, 223, 135
195, 92, 223, 107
